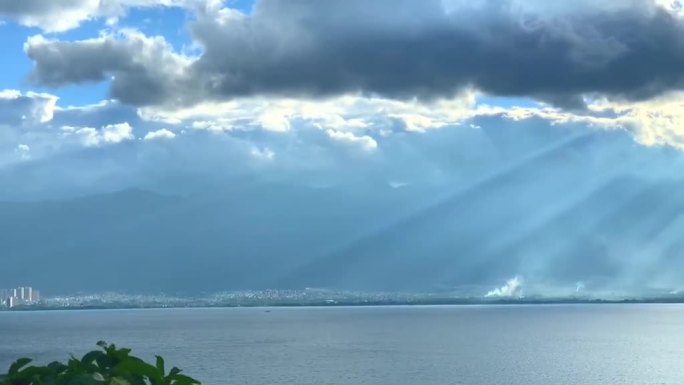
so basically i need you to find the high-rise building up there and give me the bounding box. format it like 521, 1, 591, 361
0, 286, 41, 309
19, 287, 34, 301
3, 296, 15, 308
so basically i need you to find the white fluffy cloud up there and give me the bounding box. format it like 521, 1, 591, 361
0, 0, 199, 32
102, 122, 135, 143
326, 130, 378, 152
143, 128, 176, 140
474, 92, 684, 151
139, 90, 684, 154
62, 122, 134, 147
0, 90, 58, 126
5, 86, 684, 183
586, 92, 684, 150
5, 84, 684, 175
139, 92, 477, 136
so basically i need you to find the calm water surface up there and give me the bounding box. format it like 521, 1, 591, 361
1, 305, 683, 385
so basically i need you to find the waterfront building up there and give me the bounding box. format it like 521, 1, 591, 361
0, 286, 40, 309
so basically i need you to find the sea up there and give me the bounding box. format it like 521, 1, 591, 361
1, 304, 684, 385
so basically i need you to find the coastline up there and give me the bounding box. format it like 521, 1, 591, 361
4, 297, 684, 312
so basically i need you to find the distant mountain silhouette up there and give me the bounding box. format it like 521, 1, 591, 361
0, 183, 431, 294
3, 174, 684, 296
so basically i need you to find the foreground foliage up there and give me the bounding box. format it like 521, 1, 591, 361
0, 342, 200, 385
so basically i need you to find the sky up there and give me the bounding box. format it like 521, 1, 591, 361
3, 0, 684, 296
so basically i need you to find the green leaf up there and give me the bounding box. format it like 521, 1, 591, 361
82, 351, 105, 365
110, 377, 130, 385
8, 358, 32, 375
109, 348, 131, 363
155, 357, 165, 376
114, 358, 162, 385
46, 361, 67, 373
66, 373, 101, 385
0, 342, 201, 385
95, 353, 116, 370
168, 368, 181, 377
170, 374, 200, 385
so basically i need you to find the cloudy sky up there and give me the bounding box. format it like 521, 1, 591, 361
3, 0, 684, 296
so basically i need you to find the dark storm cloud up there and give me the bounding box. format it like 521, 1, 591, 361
22, 0, 684, 107
24, 33, 192, 106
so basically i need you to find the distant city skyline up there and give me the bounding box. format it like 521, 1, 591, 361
0, 286, 40, 309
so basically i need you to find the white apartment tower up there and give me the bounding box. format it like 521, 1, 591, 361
1, 286, 40, 308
